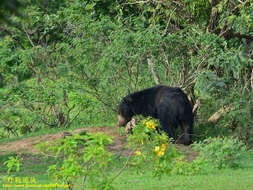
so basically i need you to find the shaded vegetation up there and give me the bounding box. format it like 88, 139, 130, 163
0, 0, 252, 144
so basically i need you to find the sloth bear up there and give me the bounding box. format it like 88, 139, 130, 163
118, 85, 194, 145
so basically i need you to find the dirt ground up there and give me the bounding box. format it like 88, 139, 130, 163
0, 127, 128, 155
0, 126, 198, 160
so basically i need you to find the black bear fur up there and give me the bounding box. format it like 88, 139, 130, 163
118, 85, 194, 145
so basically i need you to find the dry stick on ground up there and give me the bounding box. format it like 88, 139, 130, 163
147, 56, 160, 85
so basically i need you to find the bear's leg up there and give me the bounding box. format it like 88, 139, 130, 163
159, 119, 175, 140
157, 107, 175, 141
179, 122, 192, 145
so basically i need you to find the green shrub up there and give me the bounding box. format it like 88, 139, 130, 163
37, 132, 114, 190
171, 157, 210, 176
3, 155, 23, 174
127, 117, 180, 178
192, 137, 247, 169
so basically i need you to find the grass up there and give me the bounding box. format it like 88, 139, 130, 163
113, 168, 253, 190
2, 168, 253, 190
0, 153, 56, 175
0, 152, 253, 190
0, 153, 58, 190
0, 122, 117, 145
0, 125, 253, 190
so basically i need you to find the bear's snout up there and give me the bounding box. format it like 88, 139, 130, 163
118, 115, 128, 126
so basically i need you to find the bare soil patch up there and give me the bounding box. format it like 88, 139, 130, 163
0, 126, 128, 155
0, 126, 198, 160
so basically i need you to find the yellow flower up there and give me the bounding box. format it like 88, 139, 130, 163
154, 146, 160, 152
146, 121, 156, 129
146, 121, 151, 128
135, 151, 141, 156
154, 144, 166, 157
157, 151, 165, 157
161, 144, 166, 151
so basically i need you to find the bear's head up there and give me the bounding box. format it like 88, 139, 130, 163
118, 96, 134, 126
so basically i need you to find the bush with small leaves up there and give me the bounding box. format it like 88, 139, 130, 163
192, 137, 247, 169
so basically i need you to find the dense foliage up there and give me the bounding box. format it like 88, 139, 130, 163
0, 0, 252, 144
192, 137, 247, 169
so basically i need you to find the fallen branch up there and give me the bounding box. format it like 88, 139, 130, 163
207, 106, 232, 124
192, 99, 200, 115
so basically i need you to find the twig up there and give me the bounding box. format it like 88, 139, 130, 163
23, 25, 35, 47
68, 108, 83, 127
122, 0, 150, 5
63, 89, 70, 109
192, 99, 200, 115
64, 104, 75, 126
163, 8, 177, 35
251, 68, 253, 91
219, 23, 233, 38
237, 0, 247, 5
110, 149, 134, 182
175, 133, 184, 144
80, 68, 117, 112
81, 176, 87, 190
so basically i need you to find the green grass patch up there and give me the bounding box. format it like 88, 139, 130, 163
113, 168, 253, 190
0, 152, 253, 190
0, 153, 57, 175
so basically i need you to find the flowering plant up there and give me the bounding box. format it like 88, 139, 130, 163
127, 117, 180, 177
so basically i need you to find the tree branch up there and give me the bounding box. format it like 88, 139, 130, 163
224, 33, 253, 40
147, 56, 160, 85
206, 0, 219, 33
110, 149, 134, 182
207, 106, 232, 124
251, 68, 253, 91
0, 26, 25, 49
192, 99, 200, 115
80, 68, 117, 112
